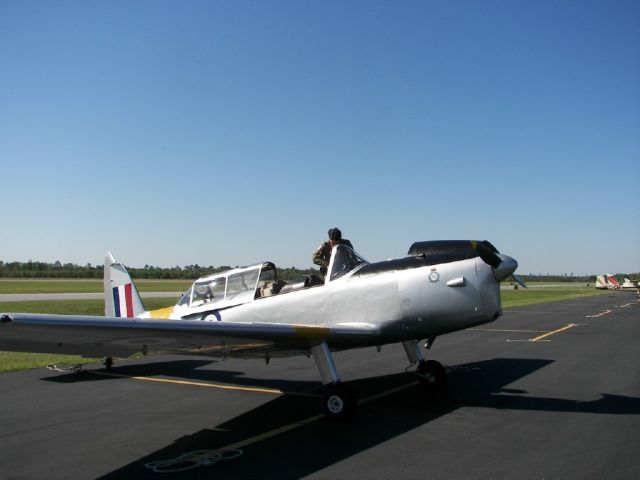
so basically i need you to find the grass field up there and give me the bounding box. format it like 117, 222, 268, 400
0, 278, 191, 294
500, 282, 608, 308
0, 280, 612, 373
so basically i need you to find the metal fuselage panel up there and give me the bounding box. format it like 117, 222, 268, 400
200, 272, 402, 331
183, 256, 500, 347
393, 257, 500, 339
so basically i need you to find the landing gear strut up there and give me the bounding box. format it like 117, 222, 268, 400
311, 340, 446, 419
312, 343, 356, 421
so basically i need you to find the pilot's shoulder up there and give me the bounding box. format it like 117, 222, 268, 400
316, 241, 331, 250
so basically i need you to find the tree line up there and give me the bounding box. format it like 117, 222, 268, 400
0, 260, 637, 283
0, 260, 319, 282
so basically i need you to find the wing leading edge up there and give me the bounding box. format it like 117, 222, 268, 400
0, 313, 379, 359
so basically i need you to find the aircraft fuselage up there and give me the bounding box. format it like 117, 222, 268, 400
175, 256, 501, 349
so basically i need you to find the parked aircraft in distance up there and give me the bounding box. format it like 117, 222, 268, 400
595, 274, 639, 293
620, 277, 639, 290
0, 240, 524, 419
595, 274, 622, 290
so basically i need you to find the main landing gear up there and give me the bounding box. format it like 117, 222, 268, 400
402, 340, 447, 390
311, 343, 356, 421
311, 339, 447, 420
321, 383, 356, 420
416, 359, 447, 388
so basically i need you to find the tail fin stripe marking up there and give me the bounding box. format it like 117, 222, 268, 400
124, 283, 133, 317
112, 284, 134, 317
607, 275, 620, 286
112, 287, 121, 317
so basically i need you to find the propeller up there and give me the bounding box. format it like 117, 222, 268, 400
406, 240, 526, 288
471, 241, 527, 288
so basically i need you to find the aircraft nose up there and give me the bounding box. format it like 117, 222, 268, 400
492, 254, 518, 282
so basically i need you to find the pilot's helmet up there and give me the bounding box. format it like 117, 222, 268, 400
328, 228, 342, 241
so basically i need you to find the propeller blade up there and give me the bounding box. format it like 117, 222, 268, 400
511, 273, 527, 289
471, 241, 502, 269
492, 254, 519, 282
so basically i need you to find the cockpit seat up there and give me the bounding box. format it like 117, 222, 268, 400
257, 280, 285, 298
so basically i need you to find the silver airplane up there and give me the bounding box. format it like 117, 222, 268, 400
0, 240, 524, 419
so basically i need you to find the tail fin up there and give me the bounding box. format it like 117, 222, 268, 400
595, 275, 608, 289
104, 252, 146, 317
606, 274, 621, 289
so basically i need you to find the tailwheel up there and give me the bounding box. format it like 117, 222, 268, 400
103, 357, 114, 371
417, 360, 446, 389
321, 384, 356, 421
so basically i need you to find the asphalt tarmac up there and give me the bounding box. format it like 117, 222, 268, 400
1, 292, 638, 480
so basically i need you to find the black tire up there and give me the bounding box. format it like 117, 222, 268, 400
103, 357, 114, 371
321, 384, 356, 421
417, 360, 446, 388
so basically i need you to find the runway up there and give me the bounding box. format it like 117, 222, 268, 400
1, 293, 639, 479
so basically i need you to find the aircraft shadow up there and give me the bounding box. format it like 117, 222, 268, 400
95, 357, 640, 479
41, 358, 322, 393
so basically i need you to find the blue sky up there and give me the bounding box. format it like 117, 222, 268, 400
1, 0, 638, 275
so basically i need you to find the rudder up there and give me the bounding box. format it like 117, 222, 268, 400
104, 252, 146, 317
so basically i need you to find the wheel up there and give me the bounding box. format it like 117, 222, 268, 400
103, 357, 114, 371
321, 384, 356, 421
417, 360, 446, 388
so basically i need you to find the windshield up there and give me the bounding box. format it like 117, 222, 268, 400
328, 245, 368, 281
226, 269, 260, 302
176, 286, 193, 306
192, 277, 227, 306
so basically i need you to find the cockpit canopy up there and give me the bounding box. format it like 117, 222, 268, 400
327, 245, 368, 282
177, 262, 277, 309
175, 245, 368, 312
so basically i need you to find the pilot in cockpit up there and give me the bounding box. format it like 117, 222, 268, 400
193, 283, 213, 304
313, 227, 354, 276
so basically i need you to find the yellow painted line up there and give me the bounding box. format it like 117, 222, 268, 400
469, 328, 548, 333
586, 309, 612, 318
529, 323, 578, 342
91, 372, 421, 454
357, 381, 418, 405
213, 381, 419, 452
88, 370, 316, 397
89, 373, 423, 458
222, 414, 325, 451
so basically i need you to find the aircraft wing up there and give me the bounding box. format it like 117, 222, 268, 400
0, 313, 380, 359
